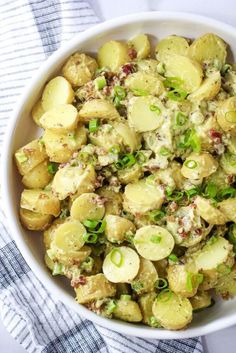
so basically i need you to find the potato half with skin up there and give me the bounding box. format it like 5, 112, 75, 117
70, 192, 105, 222
218, 198, 236, 222
194, 236, 232, 271
152, 292, 192, 330
43, 219, 64, 250
89, 124, 122, 151
188, 71, 221, 101
79, 99, 120, 122
97, 187, 123, 216
21, 189, 60, 217
31, 99, 44, 127
104, 215, 135, 244
22, 160, 52, 189
98, 40, 129, 72
113, 298, 142, 322
181, 152, 218, 180
155, 35, 189, 62
75, 274, 116, 304
113, 121, 141, 152
216, 96, 236, 134
188, 33, 227, 69
164, 54, 203, 93
103, 246, 140, 283
134, 225, 175, 261
138, 292, 157, 326
125, 72, 164, 97
195, 196, 228, 225
131, 257, 158, 294
220, 152, 236, 175
40, 104, 79, 132
20, 208, 53, 231
15, 139, 47, 176
123, 180, 164, 214
190, 291, 212, 311
42, 76, 74, 111
117, 164, 143, 185
167, 264, 200, 298
128, 34, 150, 59
52, 165, 96, 200
43, 124, 87, 163
62, 53, 97, 87
128, 96, 165, 132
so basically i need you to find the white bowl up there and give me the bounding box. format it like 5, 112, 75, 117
2, 11, 236, 339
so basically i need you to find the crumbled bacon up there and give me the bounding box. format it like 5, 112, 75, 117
227, 175, 234, 184
71, 275, 87, 288
121, 63, 135, 75
195, 228, 202, 235
209, 129, 222, 143
128, 48, 137, 60
168, 201, 178, 213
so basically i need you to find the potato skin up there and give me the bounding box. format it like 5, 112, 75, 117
20, 189, 61, 217
22, 160, 52, 189
104, 215, 135, 243
20, 208, 53, 231
62, 53, 98, 87
113, 299, 142, 322
98, 40, 129, 72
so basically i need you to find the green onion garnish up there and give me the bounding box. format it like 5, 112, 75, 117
114, 85, 126, 99
203, 183, 218, 199
168, 254, 179, 262
149, 209, 165, 222
186, 273, 193, 291
157, 289, 173, 302
89, 119, 99, 133
221, 64, 232, 75
15, 151, 28, 164
83, 233, 98, 243
177, 129, 201, 153
150, 234, 162, 244
196, 273, 204, 284
217, 264, 232, 274
120, 294, 131, 301
166, 187, 184, 201
225, 111, 236, 123
115, 153, 136, 169
110, 249, 123, 267
81, 256, 94, 272
167, 88, 187, 102
148, 316, 161, 328
185, 187, 200, 199
218, 187, 236, 200
109, 145, 121, 154
52, 262, 65, 276
164, 77, 183, 89
47, 162, 58, 175
155, 278, 168, 289
134, 151, 146, 165
159, 146, 171, 156
131, 88, 148, 96
94, 76, 107, 90
105, 299, 117, 315
83, 219, 106, 234
83, 219, 99, 229
149, 104, 161, 114
184, 160, 197, 169
176, 111, 187, 126
131, 281, 144, 293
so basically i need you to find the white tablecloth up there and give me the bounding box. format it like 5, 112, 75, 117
1, 0, 235, 352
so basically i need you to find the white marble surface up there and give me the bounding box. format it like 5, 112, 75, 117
1, 0, 236, 352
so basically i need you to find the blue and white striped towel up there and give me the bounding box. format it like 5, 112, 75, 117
0, 1, 203, 352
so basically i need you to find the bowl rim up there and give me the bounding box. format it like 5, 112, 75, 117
2, 11, 236, 339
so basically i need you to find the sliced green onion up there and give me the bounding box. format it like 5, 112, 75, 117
148, 316, 161, 328
131, 281, 144, 293
203, 183, 218, 199
114, 85, 126, 99
176, 111, 187, 126
157, 289, 173, 302
149, 209, 165, 222
109, 145, 121, 155
94, 76, 107, 90
217, 264, 232, 275
81, 256, 94, 272
52, 262, 65, 276
221, 64, 232, 75
83, 233, 98, 243
89, 220, 106, 234
120, 294, 131, 301
59, 208, 70, 219
196, 273, 204, 284
83, 219, 99, 229
131, 88, 148, 96
159, 146, 171, 156
178, 129, 201, 152
115, 153, 136, 169
39, 137, 45, 145
156, 62, 165, 75
218, 187, 236, 200
89, 119, 99, 133
134, 151, 146, 165
166, 188, 184, 201
150, 234, 162, 244
208, 236, 218, 246
168, 254, 179, 262
184, 159, 197, 169
149, 104, 161, 114
110, 248, 123, 267
15, 151, 28, 164
105, 299, 117, 315
155, 278, 168, 289
186, 272, 193, 291
225, 111, 236, 123
167, 88, 188, 102
164, 77, 183, 89
185, 187, 200, 199
47, 162, 58, 175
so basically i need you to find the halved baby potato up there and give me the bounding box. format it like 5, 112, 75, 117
40, 104, 78, 132
79, 99, 120, 122
70, 192, 105, 222
42, 76, 74, 111
22, 160, 52, 189
181, 152, 218, 180
103, 246, 140, 283
113, 298, 142, 322
128, 34, 151, 59
31, 99, 44, 127
216, 96, 236, 134
20, 208, 53, 231
155, 35, 189, 61
98, 40, 129, 72
134, 225, 175, 261
20, 189, 60, 217
195, 196, 228, 225
104, 215, 135, 244
125, 72, 164, 96
113, 121, 141, 152
188, 71, 221, 101
218, 197, 236, 222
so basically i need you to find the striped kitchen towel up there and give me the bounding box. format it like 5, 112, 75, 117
0, 1, 203, 352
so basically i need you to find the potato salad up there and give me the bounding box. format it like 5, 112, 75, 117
15, 33, 236, 330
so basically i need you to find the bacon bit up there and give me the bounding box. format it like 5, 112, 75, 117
128, 48, 137, 60
209, 129, 222, 143
121, 63, 135, 75
195, 228, 202, 235
103, 86, 112, 96
178, 229, 188, 238
71, 275, 87, 288
190, 203, 197, 209
168, 201, 178, 213
227, 175, 234, 184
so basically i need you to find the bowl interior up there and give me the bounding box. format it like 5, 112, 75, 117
3, 12, 236, 339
